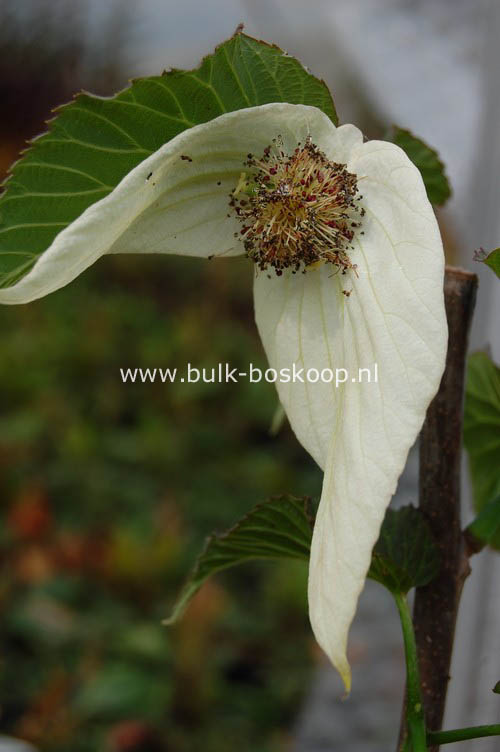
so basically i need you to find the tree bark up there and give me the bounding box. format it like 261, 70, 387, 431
396, 266, 478, 751
412, 266, 478, 749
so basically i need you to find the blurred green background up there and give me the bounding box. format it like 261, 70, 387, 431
0, 4, 323, 751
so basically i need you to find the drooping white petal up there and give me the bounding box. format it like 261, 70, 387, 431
0, 103, 335, 305
254, 133, 447, 689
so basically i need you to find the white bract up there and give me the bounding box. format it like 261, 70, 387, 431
0, 103, 447, 690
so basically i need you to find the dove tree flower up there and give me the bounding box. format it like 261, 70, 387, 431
0, 100, 447, 689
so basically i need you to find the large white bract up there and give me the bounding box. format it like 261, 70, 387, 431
0, 103, 447, 690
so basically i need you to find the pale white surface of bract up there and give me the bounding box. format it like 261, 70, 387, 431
0, 103, 334, 304
1, 101, 448, 693
254, 133, 447, 689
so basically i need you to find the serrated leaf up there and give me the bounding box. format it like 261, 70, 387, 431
165, 497, 442, 625
391, 126, 451, 206
164, 495, 313, 624
0, 32, 336, 290
367, 506, 440, 594
464, 352, 500, 550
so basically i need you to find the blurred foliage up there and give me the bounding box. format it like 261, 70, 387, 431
0, 0, 130, 175
464, 351, 500, 550
0, 4, 321, 751
0, 246, 322, 752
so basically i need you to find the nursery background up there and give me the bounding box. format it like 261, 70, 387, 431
1, 1, 499, 751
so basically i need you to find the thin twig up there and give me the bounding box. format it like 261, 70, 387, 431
395, 592, 427, 751
427, 724, 500, 746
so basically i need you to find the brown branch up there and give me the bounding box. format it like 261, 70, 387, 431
399, 266, 478, 751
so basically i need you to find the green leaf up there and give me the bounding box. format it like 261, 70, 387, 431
367, 506, 440, 594
476, 248, 500, 279
0, 32, 336, 290
390, 126, 451, 206
464, 351, 500, 550
467, 495, 500, 550
493, 681, 500, 694
164, 494, 313, 624
484, 248, 500, 277
165, 496, 442, 624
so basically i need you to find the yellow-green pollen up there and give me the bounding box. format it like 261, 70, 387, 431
230, 136, 364, 276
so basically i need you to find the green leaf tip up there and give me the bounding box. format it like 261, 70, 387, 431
368, 505, 440, 595
164, 494, 313, 625
474, 247, 500, 279
464, 351, 500, 550
0, 33, 337, 291
390, 126, 451, 206
493, 680, 500, 694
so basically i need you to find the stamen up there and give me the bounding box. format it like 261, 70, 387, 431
230, 137, 364, 276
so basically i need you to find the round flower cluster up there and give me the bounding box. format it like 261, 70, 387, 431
230, 136, 364, 276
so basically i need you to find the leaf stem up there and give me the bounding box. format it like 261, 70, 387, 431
427, 724, 500, 746
395, 591, 427, 751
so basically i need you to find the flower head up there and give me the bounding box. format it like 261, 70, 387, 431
0, 103, 447, 690
231, 136, 363, 275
